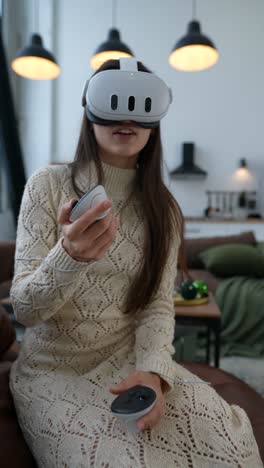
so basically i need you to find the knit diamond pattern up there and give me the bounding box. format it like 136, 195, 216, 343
9, 163, 262, 467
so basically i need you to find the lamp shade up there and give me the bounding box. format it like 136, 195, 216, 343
169, 21, 219, 71
90, 28, 133, 70
11, 34, 60, 80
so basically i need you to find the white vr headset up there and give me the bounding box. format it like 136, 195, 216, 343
82, 58, 173, 128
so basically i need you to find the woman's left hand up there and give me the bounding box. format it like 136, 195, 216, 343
109, 371, 167, 431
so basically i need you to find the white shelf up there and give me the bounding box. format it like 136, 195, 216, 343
185, 220, 264, 241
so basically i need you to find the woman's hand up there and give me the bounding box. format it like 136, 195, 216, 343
109, 371, 166, 431
58, 198, 119, 262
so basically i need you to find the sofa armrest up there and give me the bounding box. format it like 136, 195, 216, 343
0, 305, 16, 359
0, 240, 15, 284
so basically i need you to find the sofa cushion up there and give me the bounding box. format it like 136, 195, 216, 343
199, 243, 264, 278
184, 231, 256, 269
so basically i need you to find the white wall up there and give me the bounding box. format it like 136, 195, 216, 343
3, 0, 56, 177
4, 0, 264, 216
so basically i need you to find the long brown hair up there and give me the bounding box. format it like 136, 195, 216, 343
69, 59, 186, 314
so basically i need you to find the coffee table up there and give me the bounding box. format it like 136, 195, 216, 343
174, 293, 221, 367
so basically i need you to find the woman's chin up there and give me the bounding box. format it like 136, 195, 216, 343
101, 149, 138, 168
109, 144, 140, 158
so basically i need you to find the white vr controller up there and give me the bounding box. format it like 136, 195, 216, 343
69, 185, 111, 222
110, 379, 210, 433
110, 385, 157, 433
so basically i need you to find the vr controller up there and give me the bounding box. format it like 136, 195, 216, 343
69, 185, 111, 222
111, 385, 157, 433
110, 377, 211, 433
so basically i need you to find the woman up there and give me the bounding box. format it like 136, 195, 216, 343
10, 59, 261, 467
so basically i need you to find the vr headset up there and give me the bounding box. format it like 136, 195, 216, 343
82, 58, 173, 128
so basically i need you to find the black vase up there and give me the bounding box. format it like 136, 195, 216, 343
238, 191, 246, 208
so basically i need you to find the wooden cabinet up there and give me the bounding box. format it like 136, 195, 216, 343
184, 219, 264, 241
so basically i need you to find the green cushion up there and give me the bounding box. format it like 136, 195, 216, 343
199, 243, 264, 278
256, 242, 264, 257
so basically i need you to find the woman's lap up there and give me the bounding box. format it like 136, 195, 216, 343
10, 355, 262, 468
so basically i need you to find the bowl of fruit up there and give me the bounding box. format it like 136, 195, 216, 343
173, 280, 209, 306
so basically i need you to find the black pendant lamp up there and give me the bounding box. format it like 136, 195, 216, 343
239, 158, 247, 169
11, 0, 60, 80
90, 0, 133, 70
12, 33, 60, 80
169, 0, 219, 72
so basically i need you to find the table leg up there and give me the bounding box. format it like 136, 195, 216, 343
206, 326, 211, 364
213, 318, 221, 368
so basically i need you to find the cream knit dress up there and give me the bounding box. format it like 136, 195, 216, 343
9, 161, 262, 468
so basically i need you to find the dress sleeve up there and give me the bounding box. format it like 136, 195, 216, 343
134, 230, 180, 393
10, 167, 91, 328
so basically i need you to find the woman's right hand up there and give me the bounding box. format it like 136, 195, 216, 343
58, 198, 119, 262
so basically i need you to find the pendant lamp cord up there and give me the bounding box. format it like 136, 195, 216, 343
35, 0, 39, 32
112, 0, 117, 28
192, 0, 197, 19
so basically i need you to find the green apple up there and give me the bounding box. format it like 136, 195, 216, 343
193, 280, 209, 297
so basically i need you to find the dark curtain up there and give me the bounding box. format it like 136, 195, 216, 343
0, 17, 26, 223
